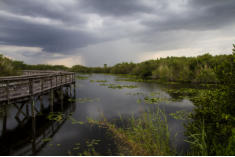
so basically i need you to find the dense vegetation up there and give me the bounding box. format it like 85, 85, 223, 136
71, 53, 233, 84
185, 45, 235, 155
11, 60, 69, 71
0, 56, 69, 76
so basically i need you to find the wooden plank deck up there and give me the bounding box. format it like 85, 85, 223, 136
0, 70, 75, 102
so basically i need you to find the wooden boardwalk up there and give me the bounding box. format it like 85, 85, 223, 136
0, 70, 75, 102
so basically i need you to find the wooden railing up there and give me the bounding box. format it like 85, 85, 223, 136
0, 70, 75, 102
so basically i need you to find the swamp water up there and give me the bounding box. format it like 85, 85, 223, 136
0, 74, 196, 155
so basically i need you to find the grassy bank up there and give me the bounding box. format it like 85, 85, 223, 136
87, 106, 174, 155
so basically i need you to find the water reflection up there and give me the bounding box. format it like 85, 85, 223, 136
0, 74, 196, 155
0, 86, 75, 155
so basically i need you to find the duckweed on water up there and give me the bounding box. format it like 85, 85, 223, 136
90, 79, 108, 83
143, 96, 169, 104
97, 82, 137, 89
68, 116, 84, 125
76, 75, 89, 80
70, 139, 101, 156
96, 80, 108, 83
47, 112, 85, 125
68, 97, 100, 103
47, 112, 65, 122
42, 138, 52, 142
165, 88, 206, 98
107, 84, 137, 89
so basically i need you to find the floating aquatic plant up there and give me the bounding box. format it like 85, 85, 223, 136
169, 110, 191, 120
68, 116, 84, 125
68, 97, 100, 103
76, 75, 89, 80
47, 112, 65, 122
96, 80, 108, 83
42, 138, 52, 142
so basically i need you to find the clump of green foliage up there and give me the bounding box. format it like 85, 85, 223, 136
185, 87, 235, 155
11, 60, 69, 71
0, 54, 19, 76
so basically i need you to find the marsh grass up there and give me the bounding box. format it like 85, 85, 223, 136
88, 106, 174, 155
185, 119, 208, 156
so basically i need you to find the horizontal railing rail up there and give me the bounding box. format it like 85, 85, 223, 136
0, 70, 75, 102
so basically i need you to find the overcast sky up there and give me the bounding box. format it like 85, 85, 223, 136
0, 0, 235, 67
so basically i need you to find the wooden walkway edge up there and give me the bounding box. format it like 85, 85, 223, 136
0, 70, 75, 103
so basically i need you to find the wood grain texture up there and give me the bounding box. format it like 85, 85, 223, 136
0, 70, 75, 102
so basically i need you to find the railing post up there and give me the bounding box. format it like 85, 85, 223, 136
5, 80, 9, 104
50, 76, 54, 112
41, 78, 44, 92
73, 73, 75, 82
61, 75, 63, 85
2, 103, 7, 135
56, 75, 58, 88
50, 76, 53, 89
60, 87, 63, 111
29, 79, 33, 96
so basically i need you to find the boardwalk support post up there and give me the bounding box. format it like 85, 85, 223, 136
2, 103, 7, 135
50, 76, 54, 112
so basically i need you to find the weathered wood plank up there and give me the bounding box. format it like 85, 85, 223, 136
0, 70, 75, 102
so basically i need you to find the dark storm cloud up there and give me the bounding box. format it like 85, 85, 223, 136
0, 13, 98, 52
79, 0, 153, 17
0, 0, 235, 61
0, 0, 83, 24
143, 0, 235, 32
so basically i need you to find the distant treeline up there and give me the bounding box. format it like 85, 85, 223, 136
1, 46, 234, 84
71, 53, 234, 84
0, 54, 69, 76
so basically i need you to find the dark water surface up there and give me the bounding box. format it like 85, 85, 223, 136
0, 74, 195, 155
